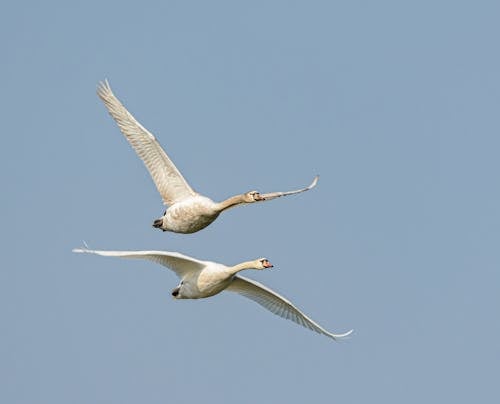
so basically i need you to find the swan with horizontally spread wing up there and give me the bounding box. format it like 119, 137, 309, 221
73, 247, 353, 341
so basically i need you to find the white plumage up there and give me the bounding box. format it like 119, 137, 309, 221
97, 80, 318, 234
73, 247, 353, 341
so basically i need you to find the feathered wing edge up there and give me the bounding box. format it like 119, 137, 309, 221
96, 80, 196, 205
226, 275, 353, 341
257, 175, 319, 201
73, 247, 207, 278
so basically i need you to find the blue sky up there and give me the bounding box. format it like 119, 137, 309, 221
2, 1, 499, 403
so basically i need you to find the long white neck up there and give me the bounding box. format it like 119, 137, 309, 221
226, 260, 259, 276
215, 194, 248, 212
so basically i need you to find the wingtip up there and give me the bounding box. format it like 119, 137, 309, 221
343, 328, 354, 337
96, 79, 112, 97
73, 247, 92, 254
308, 175, 319, 189
331, 328, 354, 341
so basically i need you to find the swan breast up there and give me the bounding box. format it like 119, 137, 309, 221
181, 263, 233, 298
164, 195, 220, 233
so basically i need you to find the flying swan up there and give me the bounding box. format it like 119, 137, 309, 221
97, 80, 319, 234
73, 247, 353, 341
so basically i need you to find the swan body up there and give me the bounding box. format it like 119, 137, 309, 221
73, 247, 353, 341
159, 195, 220, 234
97, 80, 319, 234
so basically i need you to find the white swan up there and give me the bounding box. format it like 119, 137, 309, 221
73, 247, 353, 341
97, 81, 319, 234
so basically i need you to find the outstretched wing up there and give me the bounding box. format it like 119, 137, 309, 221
257, 175, 319, 201
97, 80, 196, 205
73, 248, 207, 279
226, 275, 353, 341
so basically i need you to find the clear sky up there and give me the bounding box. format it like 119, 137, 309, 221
2, 1, 499, 403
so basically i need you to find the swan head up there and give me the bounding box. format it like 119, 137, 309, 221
257, 258, 273, 270
244, 190, 264, 202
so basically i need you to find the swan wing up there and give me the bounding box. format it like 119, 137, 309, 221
226, 275, 353, 341
97, 81, 196, 205
73, 248, 206, 278
257, 175, 319, 201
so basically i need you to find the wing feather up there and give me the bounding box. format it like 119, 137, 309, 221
97, 80, 196, 205
257, 176, 319, 201
226, 275, 353, 341
73, 248, 206, 278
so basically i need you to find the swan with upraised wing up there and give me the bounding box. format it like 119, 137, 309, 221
97, 80, 318, 234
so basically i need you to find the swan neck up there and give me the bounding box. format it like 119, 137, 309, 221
216, 194, 247, 212
228, 260, 257, 275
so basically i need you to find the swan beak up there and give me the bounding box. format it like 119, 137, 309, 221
264, 261, 273, 269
